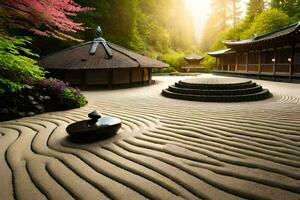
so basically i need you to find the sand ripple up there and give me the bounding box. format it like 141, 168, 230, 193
0, 77, 300, 200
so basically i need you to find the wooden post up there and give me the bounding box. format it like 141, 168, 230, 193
82, 70, 87, 87
142, 68, 145, 85
129, 68, 132, 84
290, 44, 295, 81
235, 54, 238, 72
258, 49, 261, 78
148, 68, 152, 84
108, 68, 113, 88
220, 55, 224, 71
63, 71, 67, 82
215, 57, 218, 71
273, 48, 277, 80
246, 51, 249, 73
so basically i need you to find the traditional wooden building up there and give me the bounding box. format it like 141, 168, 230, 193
39, 27, 168, 87
208, 22, 300, 81
182, 53, 206, 72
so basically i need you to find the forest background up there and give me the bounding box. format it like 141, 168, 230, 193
36, 0, 300, 71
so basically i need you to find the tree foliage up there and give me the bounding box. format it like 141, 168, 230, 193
245, 0, 265, 22
241, 8, 290, 39
37, 0, 196, 57
209, 8, 289, 51
200, 0, 242, 51
271, 0, 300, 17
0, 36, 45, 94
0, 0, 93, 40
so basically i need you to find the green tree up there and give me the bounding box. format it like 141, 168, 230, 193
0, 36, 45, 94
231, 0, 242, 29
200, 0, 242, 51
208, 8, 289, 52
241, 8, 290, 39
245, 0, 266, 22
271, 0, 300, 21
33, 0, 196, 58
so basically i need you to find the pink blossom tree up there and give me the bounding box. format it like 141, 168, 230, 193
0, 0, 94, 40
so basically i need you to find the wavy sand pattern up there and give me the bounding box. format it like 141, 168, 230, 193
0, 75, 300, 200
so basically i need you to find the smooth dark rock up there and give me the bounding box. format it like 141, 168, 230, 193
88, 110, 102, 120
66, 113, 122, 143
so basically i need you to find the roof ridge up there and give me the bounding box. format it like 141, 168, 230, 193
222, 21, 300, 45
253, 22, 299, 40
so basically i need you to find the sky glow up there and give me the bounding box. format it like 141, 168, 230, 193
184, 0, 249, 42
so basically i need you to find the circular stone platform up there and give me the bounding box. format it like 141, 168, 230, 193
162, 77, 272, 102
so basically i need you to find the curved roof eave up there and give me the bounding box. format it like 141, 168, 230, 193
222, 21, 300, 48
207, 48, 235, 56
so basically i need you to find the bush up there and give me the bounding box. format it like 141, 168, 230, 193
0, 36, 87, 121
159, 51, 186, 69
202, 55, 216, 70
0, 36, 45, 94
0, 78, 87, 121
35, 79, 87, 111
63, 88, 87, 108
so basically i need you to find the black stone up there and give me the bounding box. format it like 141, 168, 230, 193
88, 111, 102, 121
66, 114, 121, 143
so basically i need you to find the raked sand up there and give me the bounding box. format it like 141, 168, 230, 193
0, 74, 300, 200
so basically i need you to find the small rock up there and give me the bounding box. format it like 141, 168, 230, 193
27, 112, 35, 116
35, 105, 44, 113
24, 84, 33, 90
32, 101, 39, 105
1, 108, 9, 114
27, 95, 34, 101
88, 111, 102, 120
18, 112, 26, 117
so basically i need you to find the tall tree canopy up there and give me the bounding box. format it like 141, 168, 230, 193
245, 0, 265, 22
36, 0, 195, 57
0, 0, 93, 40
271, 0, 300, 22
200, 0, 242, 51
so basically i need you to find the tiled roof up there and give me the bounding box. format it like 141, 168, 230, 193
223, 22, 300, 47
207, 48, 236, 56
184, 53, 204, 61
39, 40, 168, 70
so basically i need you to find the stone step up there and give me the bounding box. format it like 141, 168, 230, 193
175, 81, 257, 90
162, 89, 271, 102
168, 85, 263, 95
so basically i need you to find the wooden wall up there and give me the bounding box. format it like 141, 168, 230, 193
47, 68, 153, 87
214, 44, 300, 80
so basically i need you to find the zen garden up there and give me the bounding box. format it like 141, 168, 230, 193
1, 0, 300, 199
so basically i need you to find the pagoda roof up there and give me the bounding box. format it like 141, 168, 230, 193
39, 32, 168, 70
184, 53, 204, 61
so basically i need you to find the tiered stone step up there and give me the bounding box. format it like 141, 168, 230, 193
162, 77, 272, 102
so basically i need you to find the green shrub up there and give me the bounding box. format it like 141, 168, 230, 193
0, 37, 87, 121
63, 87, 88, 108
159, 51, 186, 69
202, 55, 216, 70
35, 78, 87, 110
0, 36, 45, 94
0, 78, 88, 121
